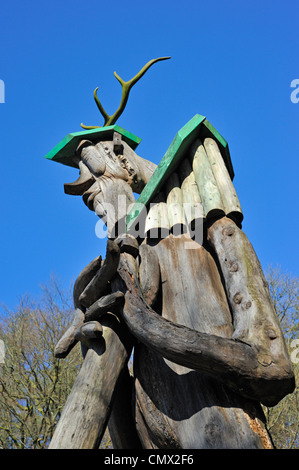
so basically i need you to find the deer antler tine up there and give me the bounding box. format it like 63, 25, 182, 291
81, 56, 171, 129
108, 57, 171, 126
93, 87, 110, 125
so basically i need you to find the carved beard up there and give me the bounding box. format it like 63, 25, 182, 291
82, 175, 136, 239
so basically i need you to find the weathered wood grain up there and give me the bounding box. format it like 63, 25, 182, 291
179, 158, 204, 234
84, 291, 125, 322
165, 173, 186, 235
54, 308, 85, 358
48, 313, 133, 449
117, 244, 295, 407
108, 367, 142, 449
191, 139, 225, 218
138, 243, 161, 307
207, 217, 293, 371
144, 192, 170, 239
204, 138, 242, 225
79, 241, 120, 308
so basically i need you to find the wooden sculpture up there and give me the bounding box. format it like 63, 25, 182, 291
46, 58, 295, 449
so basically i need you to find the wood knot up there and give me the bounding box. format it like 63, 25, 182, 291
233, 293, 243, 304
241, 300, 252, 310
229, 262, 239, 272
222, 225, 235, 237
266, 329, 278, 340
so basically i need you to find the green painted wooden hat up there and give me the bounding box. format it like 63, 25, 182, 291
44, 125, 141, 169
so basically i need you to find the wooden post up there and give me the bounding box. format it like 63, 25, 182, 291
49, 314, 133, 449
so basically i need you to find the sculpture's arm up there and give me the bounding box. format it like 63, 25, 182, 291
114, 239, 295, 407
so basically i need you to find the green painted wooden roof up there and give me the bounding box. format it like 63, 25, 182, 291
44, 125, 141, 168
126, 114, 234, 230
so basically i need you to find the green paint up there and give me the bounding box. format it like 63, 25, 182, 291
44, 125, 141, 168
81, 57, 171, 129
126, 114, 234, 231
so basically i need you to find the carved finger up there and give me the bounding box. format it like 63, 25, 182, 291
73, 255, 102, 309
74, 321, 103, 347
79, 240, 120, 309
115, 233, 139, 257
85, 291, 125, 322
54, 308, 85, 358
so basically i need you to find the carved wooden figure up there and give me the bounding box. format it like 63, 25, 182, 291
46, 58, 295, 449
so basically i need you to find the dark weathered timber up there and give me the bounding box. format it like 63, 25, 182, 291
138, 243, 161, 307
79, 241, 120, 308
49, 313, 133, 449
74, 320, 103, 346
54, 308, 84, 358
84, 291, 125, 322
108, 367, 142, 449
117, 247, 295, 407
73, 255, 102, 308
124, 241, 274, 449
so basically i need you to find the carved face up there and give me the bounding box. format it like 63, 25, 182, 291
64, 135, 156, 236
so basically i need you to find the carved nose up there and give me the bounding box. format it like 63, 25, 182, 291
64, 160, 95, 195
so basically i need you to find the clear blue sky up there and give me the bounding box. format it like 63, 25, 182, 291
0, 0, 298, 310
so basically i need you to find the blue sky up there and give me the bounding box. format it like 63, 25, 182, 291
0, 0, 298, 310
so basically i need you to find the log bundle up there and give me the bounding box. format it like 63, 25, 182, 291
144, 137, 243, 240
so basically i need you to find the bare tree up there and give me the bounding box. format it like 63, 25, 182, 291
263, 266, 299, 448
0, 278, 82, 448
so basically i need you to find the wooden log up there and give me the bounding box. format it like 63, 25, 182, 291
144, 192, 170, 239
48, 313, 133, 449
165, 173, 187, 236
191, 139, 225, 219
79, 240, 120, 308
179, 158, 204, 240
207, 217, 294, 366
204, 138, 243, 226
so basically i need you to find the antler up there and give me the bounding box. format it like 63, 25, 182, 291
81, 57, 171, 129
